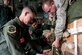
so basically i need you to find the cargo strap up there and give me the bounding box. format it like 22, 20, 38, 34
67, 19, 82, 35
67, 20, 78, 55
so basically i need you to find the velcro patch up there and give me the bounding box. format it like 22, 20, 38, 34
7, 25, 16, 34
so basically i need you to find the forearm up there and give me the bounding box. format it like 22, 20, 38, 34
55, 10, 66, 38
54, 0, 68, 38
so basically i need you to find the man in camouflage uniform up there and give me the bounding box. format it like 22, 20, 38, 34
29, 19, 51, 55
42, 18, 55, 45
42, 0, 69, 48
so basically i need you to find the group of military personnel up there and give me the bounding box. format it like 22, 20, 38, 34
0, 0, 82, 55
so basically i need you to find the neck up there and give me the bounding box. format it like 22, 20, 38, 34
19, 16, 28, 27
19, 15, 23, 22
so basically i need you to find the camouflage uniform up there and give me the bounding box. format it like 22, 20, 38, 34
42, 19, 55, 45
29, 23, 51, 53
54, 0, 81, 35
53, 0, 69, 38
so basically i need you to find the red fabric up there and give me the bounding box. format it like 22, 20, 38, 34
20, 37, 25, 43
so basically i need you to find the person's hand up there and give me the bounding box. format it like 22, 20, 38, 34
49, 13, 54, 21
52, 37, 60, 48
43, 49, 51, 55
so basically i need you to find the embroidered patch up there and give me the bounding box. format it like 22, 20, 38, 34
7, 25, 16, 34
20, 37, 25, 43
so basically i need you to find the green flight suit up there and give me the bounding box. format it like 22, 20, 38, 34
0, 17, 39, 55
0, 17, 51, 55
0, 30, 11, 55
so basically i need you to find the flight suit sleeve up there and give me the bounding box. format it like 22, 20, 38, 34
54, 0, 68, 38
3, 25, 25, 55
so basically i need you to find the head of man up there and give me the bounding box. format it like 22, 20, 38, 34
42, 0, 56, 15
19, 6, 37, 25
3, 0, 11, 6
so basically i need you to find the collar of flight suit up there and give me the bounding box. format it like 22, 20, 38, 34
14, 16, 29, 29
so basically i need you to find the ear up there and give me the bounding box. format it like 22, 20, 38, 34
25, 12, 29, 16
51, 1, 54, 5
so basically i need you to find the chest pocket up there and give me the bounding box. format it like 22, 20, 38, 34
20, 28, 30, 41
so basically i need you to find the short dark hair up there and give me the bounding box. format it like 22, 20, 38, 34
26, 6, 37, 15
42, 0, 53, 5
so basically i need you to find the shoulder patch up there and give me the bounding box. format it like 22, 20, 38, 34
7, 25, 16, 34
